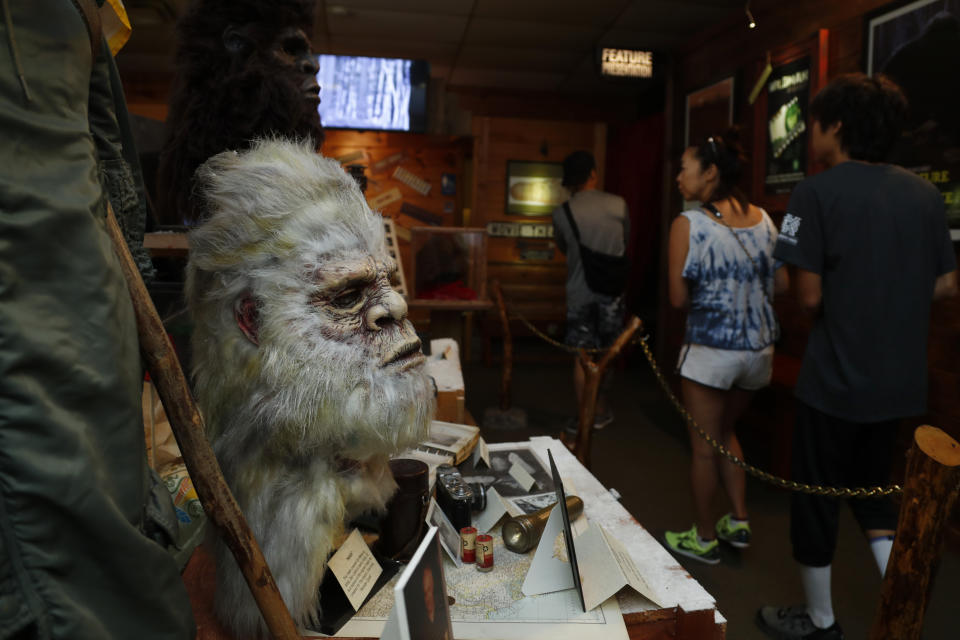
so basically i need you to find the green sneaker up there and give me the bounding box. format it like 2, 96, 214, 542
716, 513, 751, 548
664, 525, 720, 565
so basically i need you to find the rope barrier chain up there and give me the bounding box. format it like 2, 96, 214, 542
508, 309, 903, 498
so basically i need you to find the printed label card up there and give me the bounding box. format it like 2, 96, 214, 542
326, 528, 382, 611
473, 436, 490, 468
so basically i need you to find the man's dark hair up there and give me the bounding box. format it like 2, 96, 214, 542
809, 73, 908, 162
562, 151, 596, 189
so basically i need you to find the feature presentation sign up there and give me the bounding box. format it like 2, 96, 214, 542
600, 48, 653, 78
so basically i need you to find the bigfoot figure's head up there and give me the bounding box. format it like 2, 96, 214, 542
186, 139, 433, 464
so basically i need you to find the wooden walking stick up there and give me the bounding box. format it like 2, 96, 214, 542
869, 425, 960, 640
105, 206, 301, 640
492, 280, 513, 411
567, 316, 642, 469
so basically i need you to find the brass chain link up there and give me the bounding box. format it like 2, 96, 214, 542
508, 309, 903, 498
511, 313, 647, 355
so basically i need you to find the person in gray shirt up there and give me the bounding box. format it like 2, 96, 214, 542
552, 151, 630, 430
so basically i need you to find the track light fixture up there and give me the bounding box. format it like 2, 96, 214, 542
745, 1, 757, 29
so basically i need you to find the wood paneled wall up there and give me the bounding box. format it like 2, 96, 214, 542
470, 117, 607, 334
321, 130, 470, 305
659, 0, 960, 461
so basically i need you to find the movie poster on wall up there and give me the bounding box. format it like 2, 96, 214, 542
765, 57, 810, 194
867, 0, 960, 238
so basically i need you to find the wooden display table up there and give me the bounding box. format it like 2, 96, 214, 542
182, 436, 724, 639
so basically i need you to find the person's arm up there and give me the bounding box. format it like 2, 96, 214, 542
934, 269, 958, 300
773, 182, 824, 313
774, 265, 790, 295
552, 208, 568, 255
668, 215, 691, 309
930, 197, 958, 301
796, 268, 822, 315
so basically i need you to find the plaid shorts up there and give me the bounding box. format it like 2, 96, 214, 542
565, 296, 625, 350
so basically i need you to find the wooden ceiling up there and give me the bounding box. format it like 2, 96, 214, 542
118, 0, 750, 94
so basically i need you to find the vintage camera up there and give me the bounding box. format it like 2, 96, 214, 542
436, 465, 486, 531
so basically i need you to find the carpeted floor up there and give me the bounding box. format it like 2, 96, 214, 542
461, 338, 959, 640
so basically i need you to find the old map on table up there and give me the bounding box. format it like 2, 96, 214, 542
324, 533, 627, 639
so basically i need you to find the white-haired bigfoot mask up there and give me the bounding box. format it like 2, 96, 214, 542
185, 139, 434, 638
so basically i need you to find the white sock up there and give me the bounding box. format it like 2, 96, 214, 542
800, 564, 835, 629
698, 535, 714, 546
730, 516, 749, 526
870, 535, 894, 577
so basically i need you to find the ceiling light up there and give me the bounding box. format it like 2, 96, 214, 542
745, 1, 757, 29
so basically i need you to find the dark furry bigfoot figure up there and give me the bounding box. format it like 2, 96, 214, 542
157, 0, 324, 224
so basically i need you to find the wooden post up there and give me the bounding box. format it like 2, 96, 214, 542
570, 316, 643, 469
869, 425, 960, 640
105, 207, 301, 640
491, 280, 513, 411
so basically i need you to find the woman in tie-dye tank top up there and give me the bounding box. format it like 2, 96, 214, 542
663, 129, 790, 566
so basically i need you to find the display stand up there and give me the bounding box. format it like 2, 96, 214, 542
181, 437, 725, 639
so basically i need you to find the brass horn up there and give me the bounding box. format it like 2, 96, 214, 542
502, 495, 584, 554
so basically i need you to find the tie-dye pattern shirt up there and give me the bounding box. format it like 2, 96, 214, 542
681, 208, 780, 350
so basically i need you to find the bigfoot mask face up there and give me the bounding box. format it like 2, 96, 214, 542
187, 139, 434, 462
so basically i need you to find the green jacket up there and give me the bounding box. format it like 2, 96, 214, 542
0, 1, 194, 638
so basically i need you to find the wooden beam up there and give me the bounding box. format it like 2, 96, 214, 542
869, 425, 960, 640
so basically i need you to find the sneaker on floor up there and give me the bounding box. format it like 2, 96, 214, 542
663, 525, 720, 565
715, 513, 751, 548
593, 411, 614, 430
755, 605, 844, 639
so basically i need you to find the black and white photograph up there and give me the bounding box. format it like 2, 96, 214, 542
459, 447, 554, 498
507, 492, 560, 515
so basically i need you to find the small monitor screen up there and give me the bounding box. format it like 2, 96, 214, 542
316, 55, 428, 132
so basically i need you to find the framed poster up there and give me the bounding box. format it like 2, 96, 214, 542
750, 30, 829, 209
505, 161, 568, 216
866, 0, 960, 238
764, 57, 811, 195
684, 77, 735, 149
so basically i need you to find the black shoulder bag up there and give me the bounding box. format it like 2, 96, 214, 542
561, 201, 629, 297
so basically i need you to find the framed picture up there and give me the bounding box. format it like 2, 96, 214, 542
684, 77, 734, 149
504, 161, 568, 216
865, 0, 960, 238
763, 56, 811, 195
750, 30, 829, 210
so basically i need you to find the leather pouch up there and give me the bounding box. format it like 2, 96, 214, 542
376, 458, 430, 562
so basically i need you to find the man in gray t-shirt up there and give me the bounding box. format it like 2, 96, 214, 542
552, 151, 630, 430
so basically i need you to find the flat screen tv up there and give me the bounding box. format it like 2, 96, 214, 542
316, 55, 429, 132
